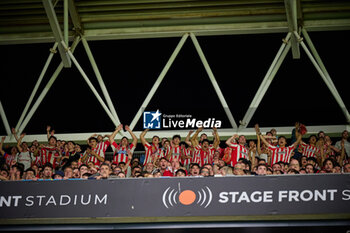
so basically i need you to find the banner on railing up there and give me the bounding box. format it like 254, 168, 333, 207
0, 174, 349, 220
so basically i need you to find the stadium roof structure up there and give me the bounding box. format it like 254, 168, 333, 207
1, 0, 350, 143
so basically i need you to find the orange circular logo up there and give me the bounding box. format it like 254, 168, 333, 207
179, 190, 196, 205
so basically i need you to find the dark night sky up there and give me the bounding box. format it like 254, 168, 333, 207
1, 30, 349, 135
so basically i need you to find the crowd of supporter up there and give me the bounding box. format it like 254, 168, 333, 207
0, 123, 349, 181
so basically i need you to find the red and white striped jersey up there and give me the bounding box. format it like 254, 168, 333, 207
229, 143, 248, 166
143, 142, 162, 165
322, 144, 335, 157
111, 141, 135, 165
169, 146, 181, 162
31, 155, 42, 167
96, 140, 110, 156
193, 145, 216, 167
268, 145, 295, 165
160, 146, 170, 159
40, 146, 60, 169
301, 142, 320, 158
223, 147, 237, 167
180, 148, 193, 167
3, 152, 17, 167
82, 146, 105, 167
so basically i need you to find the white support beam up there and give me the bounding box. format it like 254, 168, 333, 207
17, 37, 81, 135
293, 31, 350, 124
129, 33, 189, 130
81, 37, 121, 126
42, 0, 71, 68
239, 33, 292, 129
15, 42, 58, 132
60, 41, 119, 127
190, 32, 238, 129
1, 125, 348, 144
0, 100, 11, 136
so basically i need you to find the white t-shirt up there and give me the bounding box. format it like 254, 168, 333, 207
335, 140, 350, 157
16, 151, 32, 170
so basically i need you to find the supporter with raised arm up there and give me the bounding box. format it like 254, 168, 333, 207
225, 134, 248, 167
248, 140, 258, 164
168, 135, 182, 162
81, 137, 105, 168
11, 128, 19, 142
15, 132, 32, 171
255, 123, 302, 166
140, 128, 162, 165
191, 127, 219, 167
46, 125, 55, 140
40, 135, 61, 170
182, 130, 196, 169
255, 129, 271, 164
87, 132, 111, 161
185, 130, 193, 147
0, 136, 18, 167
299, 135, 321, 158
190, 127, 210, 146
109, 124, 137, 165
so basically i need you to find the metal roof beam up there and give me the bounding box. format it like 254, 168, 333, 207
0, 100, 11, 136
294, 30, 350, 124
129, 33, 189, 130
42, 0, 71, 68
239, 33, 291, 129
1, 18, 350, 45
190, 33, 237, 129
1, 125, 348, 144
284, 0, 301, 59
68, 0, 84, 35
17, 37, 80, 135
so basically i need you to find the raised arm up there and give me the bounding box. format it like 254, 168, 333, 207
122, 150, 133, 173
212, 127, 220, 149
338, 140, 346, 166
292, 122, 302, 148
125, 125, 138, 146
225, 134, 238, 147
191, 127, 202, 147
140, 129, 149, 146
46, 125, 55, 140
0, 136, 6, 156
11, 128, 19, 142
185, 130, 193, 147
16, 133, 25, 152
255, 124, 271, 148
256, 128, 262, 155
109, 124, 123, 143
